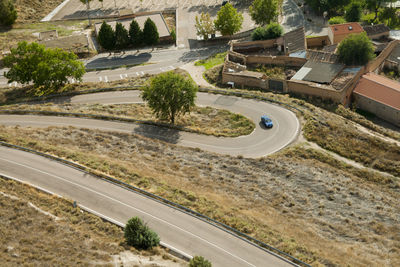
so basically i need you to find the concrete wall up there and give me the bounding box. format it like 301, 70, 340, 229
287, 80, 343, 102
354, 93, 400, 126
246, 55, 307, 67
306, 35, 330, 48
367, 40, 400, 72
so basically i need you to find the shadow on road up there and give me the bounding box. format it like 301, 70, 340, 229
85, 52, 152, 70
133, 123, 181, 144
62, 8, 117, 20
178, 45, 228, 62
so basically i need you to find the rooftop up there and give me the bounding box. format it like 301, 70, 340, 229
363, 24, 390, 37
306, 50, 339, 64
329, 22, 364, 36
39, 34, 89, 53
284, 27, 306, 53
292, 61, 344, 84
353, 72, 400, 110
387, 43, 400, 64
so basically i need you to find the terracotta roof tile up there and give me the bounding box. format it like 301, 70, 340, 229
353, 73, 400, 110
329, 22, 364, 36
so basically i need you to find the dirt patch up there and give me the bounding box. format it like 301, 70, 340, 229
15, 0, 64, 23
0, 178, 185, 266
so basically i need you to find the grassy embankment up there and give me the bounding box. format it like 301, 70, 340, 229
0, 102, 255, 137
0, 178, 184, 266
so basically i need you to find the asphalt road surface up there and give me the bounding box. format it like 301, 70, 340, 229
0, 146, 293, 267
0, 91, 300, 157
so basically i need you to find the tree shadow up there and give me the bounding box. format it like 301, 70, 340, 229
133, 123, 181, 144
61, 8, 117, 20
85, 52, 152, 70
178, 44, 229, 62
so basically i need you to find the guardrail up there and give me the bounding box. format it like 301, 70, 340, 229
0, 139, 310, 267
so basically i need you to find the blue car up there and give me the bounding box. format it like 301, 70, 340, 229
261, 115, 273, 128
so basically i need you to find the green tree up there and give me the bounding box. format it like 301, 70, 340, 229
129, 19, 143, 47
252, 22, 283, 40
345, 2, 362, 22
249, 0, 278, 26
328, 16, 347, 25
143, 18, 159, 48
124, 217, 160, 249
142, 72, 198, 124
214, 2, 243, 36
305, 0, 350, 14
3, 41, 85, 95
365, 0, 392, 23
195, 12, 215, 41
337, 32, 375, 65
97, 21, 115, 51
115, 22, 129, 49
379, 7, 399, 28
189, 256, 212, 267
0, 0, 17, 26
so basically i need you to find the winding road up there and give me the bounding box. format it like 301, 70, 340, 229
0, 91, 300, 266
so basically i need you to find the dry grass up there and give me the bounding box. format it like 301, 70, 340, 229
14, 0, 64, 23
0, 103, 255, 137
0, 178, 184, 266
0, 125, 399, 266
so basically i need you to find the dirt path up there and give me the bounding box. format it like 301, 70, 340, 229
180, 62, 215, 88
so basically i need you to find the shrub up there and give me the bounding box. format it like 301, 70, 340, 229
189, 256, 212, 267
329, 16, 346, 25
251, 22, 283, 41
0, 0, 17, 26
143, 18, 159, 47
115, 22, 130, 50
337, 32, 375, 65
124, 217, 160, 249
129, 19, 143, 48
345, 2, 362, 22
97, 21, 115, 51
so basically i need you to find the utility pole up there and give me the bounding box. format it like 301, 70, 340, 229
86, 0, 92, 26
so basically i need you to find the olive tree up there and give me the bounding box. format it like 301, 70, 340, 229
249, 0, 278, 26
3, 41, 85, 95
142, 72, 198, 124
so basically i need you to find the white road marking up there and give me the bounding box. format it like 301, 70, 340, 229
124, 74, 128, 78
0, 156, 256, 267
140, 71, 144, 75
104, 76, 108, 82
120, 74, 123, 79
136, 72, 139, 76
168, 65, 175, 70
99, 76, 102, 82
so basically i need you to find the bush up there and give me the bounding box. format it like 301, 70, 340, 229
0, 0, 17, 26
124, 217, 160, 249
97, 21, 115, 51
337, 32, 375, 65
115, 22, 130, 50
143, 18, 159, 47
329, 16, 346, 25
345, 2, 362, 22
251, 22, 283, 40
189, 256, 212, 267
129, 19, 143, 48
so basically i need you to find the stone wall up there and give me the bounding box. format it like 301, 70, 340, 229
367, 40, 400, 72
306, 35, 330, 48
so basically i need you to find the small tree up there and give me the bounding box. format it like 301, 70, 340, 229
143, 18, 159, 48
249, 0, 278, 26
124, 217, 160, 249
214, 2, 243, 36
337, 33, 375, 65
129, 19, 143, 48
189, 256, 212, 267
328, 16, 347, 25
4, 41, 85, 95
252, 23, 283, 41
115, 22, 130, 50
345, 2, 362, 22
195, 12, 215, 41
0, 0, 17, 26
142, 72, 198, 124
97, 21, 115, 51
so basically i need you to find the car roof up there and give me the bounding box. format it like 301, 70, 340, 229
261, 115, 271, 120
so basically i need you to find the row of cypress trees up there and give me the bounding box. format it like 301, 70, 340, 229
97, 18, 159, 51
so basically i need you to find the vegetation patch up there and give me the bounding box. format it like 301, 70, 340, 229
0, 102, 255, 137
0, 178, 183, 266
195, 52, 227, 70
248, 65, 287, 79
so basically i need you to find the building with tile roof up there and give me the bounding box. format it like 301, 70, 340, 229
363, 24, 390, 40
328, 22, 364, 44
353, 72, 400, 126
